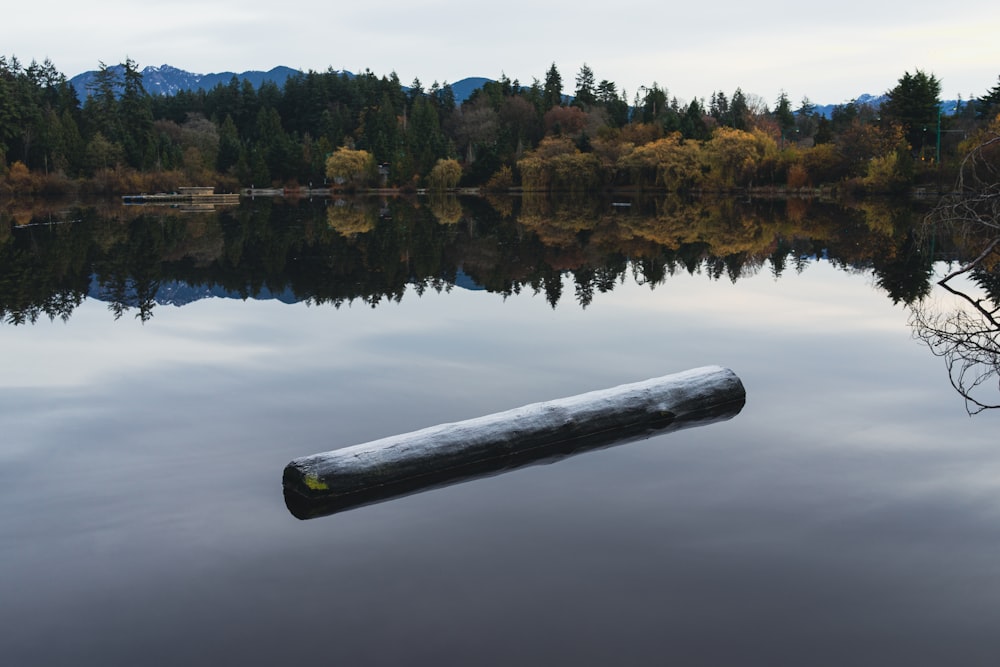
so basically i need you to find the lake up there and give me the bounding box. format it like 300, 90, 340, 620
2, 195, 1000, 665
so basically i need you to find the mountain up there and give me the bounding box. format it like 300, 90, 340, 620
813, 93, 967, 118
86, 275, 299, 308
813, 94, 885, 118
70, 64, 302, 97
85, 273, 484, 310
68, 64, 965, 116
69, 64, 489, 103
448, 77, 491, 104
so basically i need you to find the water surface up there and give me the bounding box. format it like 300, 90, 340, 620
2, 197, 999, 666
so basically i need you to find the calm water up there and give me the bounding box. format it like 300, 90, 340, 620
2, 197, 1000, 665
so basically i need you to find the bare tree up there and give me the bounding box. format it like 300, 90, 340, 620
924, 129, 1000, 277
910, 276, 1000, 414
914, 125, 1000, 413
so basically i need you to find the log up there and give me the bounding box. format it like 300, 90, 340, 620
283, 365, 745, 519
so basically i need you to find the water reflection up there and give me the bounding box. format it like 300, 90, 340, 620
1, 194, 945, 325
911, 262, 1000, 414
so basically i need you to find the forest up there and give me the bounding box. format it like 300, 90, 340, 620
2, 56, 1000, 197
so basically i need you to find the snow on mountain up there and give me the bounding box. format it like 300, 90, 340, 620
67, 65, 965, 115
69, 65, 302, 97
68, 64, 489, 103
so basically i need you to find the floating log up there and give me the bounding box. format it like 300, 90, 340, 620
283, 365, 745, 519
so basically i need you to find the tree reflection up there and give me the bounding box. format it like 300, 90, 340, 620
913, 125, 1000, 413
1, 195, 945, 324
911, 265, 1000, 414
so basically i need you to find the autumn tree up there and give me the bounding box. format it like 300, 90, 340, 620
616, 133, 703, 191
427, 158, 462, 190
544, 105, 589, 137
836, 120, 906, 177
325, 147, 375, 189
702, 127, 776, 188
452, 97, 499, 164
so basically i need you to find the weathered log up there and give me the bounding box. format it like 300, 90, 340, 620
283, 365, 745, 519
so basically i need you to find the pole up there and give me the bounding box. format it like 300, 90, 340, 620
936, 106, 942, 165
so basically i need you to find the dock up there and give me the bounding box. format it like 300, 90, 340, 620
122, 187, 241, 206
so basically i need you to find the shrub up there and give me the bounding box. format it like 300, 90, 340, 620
787, 163, 809, 189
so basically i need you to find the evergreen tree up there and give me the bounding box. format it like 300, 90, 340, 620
119, 58, 154, 169
881, 69, 941, 156
596, 79, 629, 127
573, 64, 597, 108
976, 75, 1000, 119
216, 114, 241, 173
730, 88, 750, 131
680, 99, 709, 140
84, 61, 121, 141
710, 91, 730, 126
543, 63, 563, 110
406, 95, 446, 178
775, 92, 796, 136
796, 96, 820, 139
364, 92, 399, 165
637, 84, 668, 124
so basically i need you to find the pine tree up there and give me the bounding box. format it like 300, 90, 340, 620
573, 64, 596, 108
976, 75, 1000, 119
543, 63, 563, 110
881, 69, 941, 155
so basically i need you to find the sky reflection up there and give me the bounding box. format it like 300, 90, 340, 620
2, 255, 1000, 665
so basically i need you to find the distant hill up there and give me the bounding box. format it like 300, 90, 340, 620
447, 77, 491, 104
69, 64, 490, 104
68, 65, 965, 115
813, 94, 964, 118
70, 64, 302, 97
813, 94, 886, 118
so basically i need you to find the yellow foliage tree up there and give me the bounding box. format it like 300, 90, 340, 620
617, 133, 703, 191
702, 127, 772, 189
325, 148, 375, 189
549, 152, 601, 193
427, 158, 463, 191
800, 143, 844, 185
3, 161, 35, 195
517, 137, 599, 192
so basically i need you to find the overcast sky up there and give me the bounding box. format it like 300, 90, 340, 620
5, 0, 999, 106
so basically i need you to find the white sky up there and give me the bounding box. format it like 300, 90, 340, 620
5, 0, 999, 106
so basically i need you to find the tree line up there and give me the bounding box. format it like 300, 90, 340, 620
2, 55, 1000, 196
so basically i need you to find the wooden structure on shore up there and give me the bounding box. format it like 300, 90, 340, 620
122, 187, 240, 206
